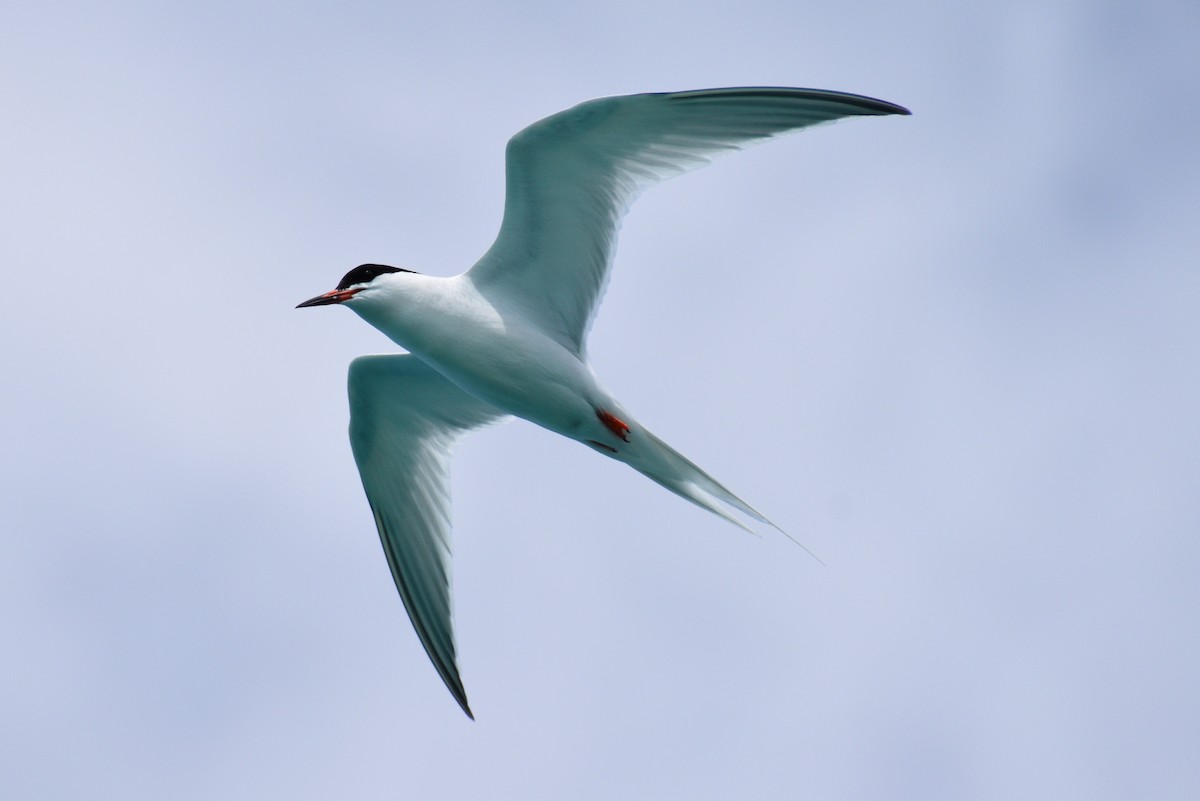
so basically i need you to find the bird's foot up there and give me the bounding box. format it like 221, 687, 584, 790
596, 409, 631, 442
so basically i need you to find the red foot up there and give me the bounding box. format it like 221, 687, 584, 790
596, 409, 631, 442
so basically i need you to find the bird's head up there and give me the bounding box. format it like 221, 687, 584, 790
296, 263, 416, 309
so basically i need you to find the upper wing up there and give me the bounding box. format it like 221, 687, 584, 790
347, 354, 508, 718
467, 87, 910, 355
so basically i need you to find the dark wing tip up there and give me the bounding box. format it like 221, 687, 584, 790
666, 86, 911, 116
445, 672, 474, 719
372, 504, 475, 719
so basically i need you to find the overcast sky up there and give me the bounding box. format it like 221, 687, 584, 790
3, 1, 1198, 799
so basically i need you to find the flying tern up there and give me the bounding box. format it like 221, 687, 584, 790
298, 87, 909, 717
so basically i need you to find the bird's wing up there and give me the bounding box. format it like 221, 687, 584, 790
467, 87, 909, 355
347, 353, 508, 718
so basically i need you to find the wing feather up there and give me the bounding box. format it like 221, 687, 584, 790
468, 87, 909, 354
347, 354, 507, 718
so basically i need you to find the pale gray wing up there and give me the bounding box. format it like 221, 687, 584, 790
468, 87, 909, 355
347, 354, 508, 718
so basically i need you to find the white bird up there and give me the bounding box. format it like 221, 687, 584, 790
298, 87, 909, 718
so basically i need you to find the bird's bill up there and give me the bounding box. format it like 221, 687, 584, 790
296, 288, 360, 308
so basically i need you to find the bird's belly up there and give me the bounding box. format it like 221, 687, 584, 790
417, 323, 603, 440
357, 278, 612, 441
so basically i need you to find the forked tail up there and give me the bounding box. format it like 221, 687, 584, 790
632, 427, 770, 530
607, 424, 822, 562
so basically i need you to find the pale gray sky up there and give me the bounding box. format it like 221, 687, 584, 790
3, 1, 1198, 799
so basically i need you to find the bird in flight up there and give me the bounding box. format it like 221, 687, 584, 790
298, 87, 909, 718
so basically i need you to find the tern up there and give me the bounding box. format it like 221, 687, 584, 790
298, 87, 909, 717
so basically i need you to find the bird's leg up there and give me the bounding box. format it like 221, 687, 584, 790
596, 409, 631, 442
